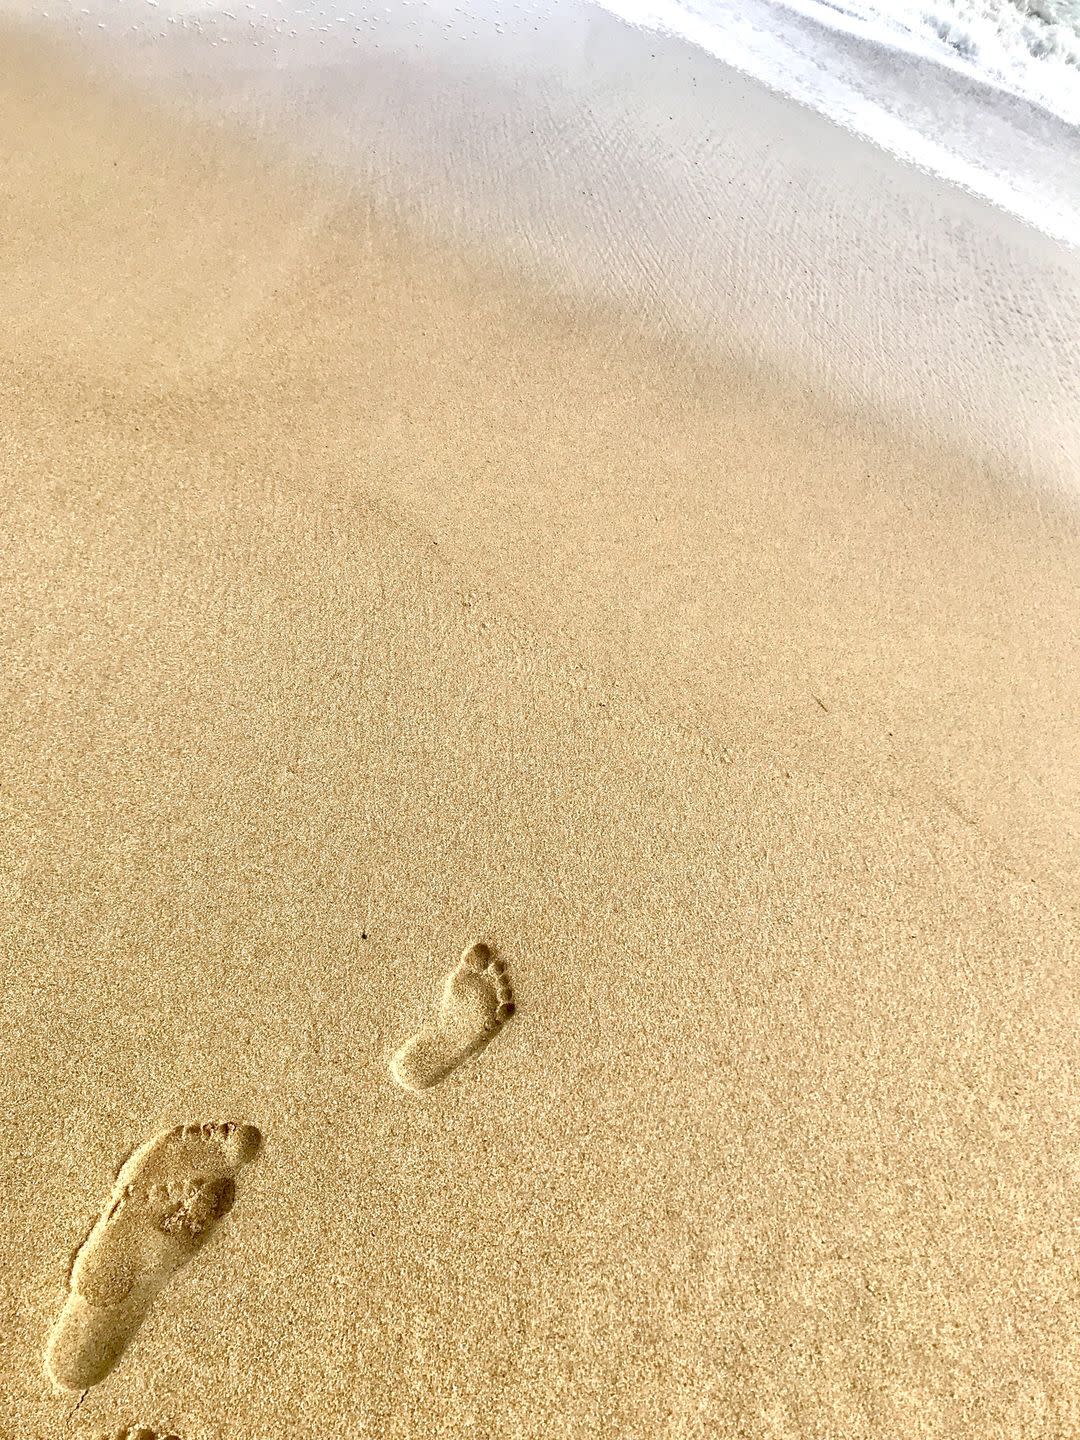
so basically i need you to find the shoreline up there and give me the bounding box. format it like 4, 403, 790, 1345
5, 4, 1080, 487
596, 0, 1080, 235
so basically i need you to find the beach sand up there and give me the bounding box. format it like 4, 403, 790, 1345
1, 12, 1078, 1439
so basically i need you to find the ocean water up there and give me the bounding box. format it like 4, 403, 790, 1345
599, 0, 1080, 239
604, 0, 1080, 121
785, 0, 1080, 120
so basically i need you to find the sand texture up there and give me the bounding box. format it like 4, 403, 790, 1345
1, 18, 1078, 1440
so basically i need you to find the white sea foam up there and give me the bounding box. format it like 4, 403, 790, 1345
605, 0, 1080, 121
596, 0, 1079, 241
777, 0, 1080, 121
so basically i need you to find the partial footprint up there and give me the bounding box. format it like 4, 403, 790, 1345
101, 1429, 182, 1440
46, 1122, 262, 1391
391, 942, 515, 1092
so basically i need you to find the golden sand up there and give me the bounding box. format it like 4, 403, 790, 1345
1, 21, 1078, 1440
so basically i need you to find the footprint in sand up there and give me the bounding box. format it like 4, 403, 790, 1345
102, 1429, 183, 1440
391, 941, 515, 1092
46, 1122, 262, 1392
